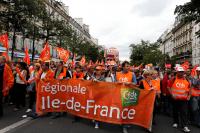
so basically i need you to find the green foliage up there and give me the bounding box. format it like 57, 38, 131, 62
0, 0, 103, 62
129, 40, 164, 66
174, 0, 200, 36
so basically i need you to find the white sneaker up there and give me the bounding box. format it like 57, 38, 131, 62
94, 122, 99, 129
183, 127, 190, 133
22, 115, 27, 118
26, 109, 32, 113
172, 123, 178, 128
123, 127, 128, 133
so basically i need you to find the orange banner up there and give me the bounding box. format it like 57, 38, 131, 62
36, 79, 156, 129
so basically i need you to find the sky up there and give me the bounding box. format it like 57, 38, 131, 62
63, 0, 190, 61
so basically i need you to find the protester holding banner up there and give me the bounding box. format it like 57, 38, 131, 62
115, 61, 137, 133
51, 61, 66, 119
0, 56, 14, 117
91, 65, 106, 129
84, 66, 95, 80
116, 61, 137, 84
168, 66, 191, 133
65, 63, 73, 79
73, 65, 84, 80
39, 61, 54, 81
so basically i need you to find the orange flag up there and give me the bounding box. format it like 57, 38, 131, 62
80, 56, 86, 66
0, 33, 8, 49
40, 42, 50, 61
191, 65, 199, 77
181, 60, 190, 71
56, 47, 70, 62
23, 47, 30, 65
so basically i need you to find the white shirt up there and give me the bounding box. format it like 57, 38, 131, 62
16, 70, 26, 84
41, 72, 47, 79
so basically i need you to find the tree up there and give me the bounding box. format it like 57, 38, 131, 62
0, 0, 46, 59
129, 40, 164, 66
174, 0, 200, 36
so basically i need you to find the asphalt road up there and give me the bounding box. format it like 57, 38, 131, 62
0, 104, 199, 133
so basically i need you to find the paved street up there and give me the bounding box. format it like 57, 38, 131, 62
0, 104, 199, 133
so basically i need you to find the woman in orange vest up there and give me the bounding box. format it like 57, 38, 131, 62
51, 61, 66, 119
169, 66, 191, 133
73, 65, 84, 79
34, 61, 54, 118
139, 70, 159, 125
54, 61, 66, 80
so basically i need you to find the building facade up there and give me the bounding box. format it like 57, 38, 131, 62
158, 27, 173, 57
192, 22, 200, 65
0, 0, 98, 60
172, 21, 193, 64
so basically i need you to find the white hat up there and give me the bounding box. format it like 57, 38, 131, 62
175, 66, 185, 72
196, 67, 200, 71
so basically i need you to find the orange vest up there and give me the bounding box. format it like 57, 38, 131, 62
151, 79, 161, 94
191, 88, 200, 97
116, 71, 133, 83
171, 78, 190, 100
142, 79, 152, 90
73, 72, 84, 79
56, 68, 67, 79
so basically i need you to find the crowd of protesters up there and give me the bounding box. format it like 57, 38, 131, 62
0, 55, 200, 133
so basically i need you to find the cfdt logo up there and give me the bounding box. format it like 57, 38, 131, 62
176, 82, 185, 88
121, 88, 140, 107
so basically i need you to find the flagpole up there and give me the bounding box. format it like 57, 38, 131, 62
32, 25, 36, 61
11, 27, 16, 60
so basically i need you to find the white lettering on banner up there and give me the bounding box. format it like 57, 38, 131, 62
41, 83, 87, 95
41, 97, 136, 120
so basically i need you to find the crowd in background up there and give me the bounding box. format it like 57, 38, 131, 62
0, 55, 200, 133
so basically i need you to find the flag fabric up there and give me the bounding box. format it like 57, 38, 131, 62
80, 55, 86, 66
40, 42, 50, 61
165, 64, 172, 69
56, 47, 70, 62
23, 47, 30, 65
181, 60, 190, 71
191, 65, 199, 77
0, 33, 9, 49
